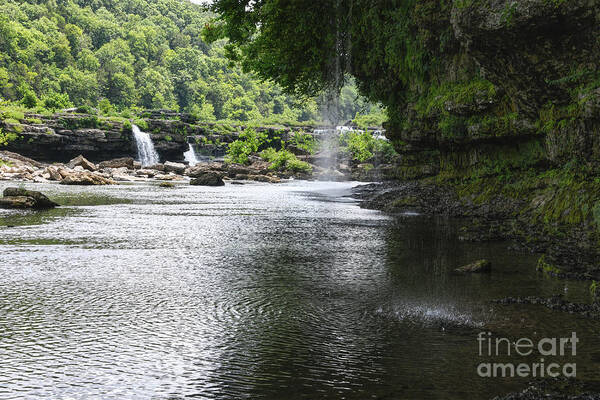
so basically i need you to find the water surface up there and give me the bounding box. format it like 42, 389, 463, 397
0, 181, 598, 399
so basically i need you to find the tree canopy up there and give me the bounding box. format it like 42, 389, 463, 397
0, 0, 383, 125
208, 0, 452, 128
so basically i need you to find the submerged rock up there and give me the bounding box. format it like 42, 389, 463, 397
158, 182, 175, 188
190, 172, 225, 186
455, 259, 492, 273
0, 187, 58, 209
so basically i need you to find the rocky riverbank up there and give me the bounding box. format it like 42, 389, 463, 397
0, 110, 396, 181
353, 180, 600, 281
0, 150, 312, 188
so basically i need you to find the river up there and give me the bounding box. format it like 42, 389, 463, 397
0, 180, 598, 399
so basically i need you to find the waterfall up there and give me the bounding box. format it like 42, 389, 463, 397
132, 124, 159, 166
313, 125, 351, 180
184, 143, 199, 166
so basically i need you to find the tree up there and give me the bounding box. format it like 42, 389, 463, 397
207, 0, 350, 97
207, 0, 439, 129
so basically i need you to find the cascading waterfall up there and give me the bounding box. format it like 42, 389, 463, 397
184, 143, 199, 166
132, 124, 160, 166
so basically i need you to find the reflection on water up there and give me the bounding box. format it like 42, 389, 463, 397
0, 181, 598, 399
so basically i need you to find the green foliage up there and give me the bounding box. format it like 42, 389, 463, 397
42, 93, 73, 111
591, 281, 599, 302
0, 0, 331, 124
290, 132, 317, 154
353, 109, 387, 129
58, 115, 99, 130
339, 130, 396, 163
132, 119, 148, 131
208, 1, 349, 97
415, 79, 496, 117
0, 106, 25, 122
260, 148, 312, 173
207, 0, 455, 131
98, 99, 115, 115
226, 128, 268, 164
0, 128, 18, 146
536, 255, 563, 276
286, 157, 313, 173
21, 88, 39, 108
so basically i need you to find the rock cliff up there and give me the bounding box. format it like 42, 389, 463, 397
375, 0, 600, 276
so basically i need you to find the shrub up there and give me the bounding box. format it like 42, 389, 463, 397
226, 128, 267, 164
122, 119, 132, 132
290, 131, 317, 154
286, 157, 312, 173
132, 118, 148, 130
0, 129, 19, 146
21, 89, 39, 109
42, 92, 73, 111
0, 107, 25, 122
339, 130, 375, 162
261, 148, 312, 173
339, 130, 396, 163
98, 99, 115, 115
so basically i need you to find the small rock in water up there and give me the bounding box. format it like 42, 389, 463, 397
454, 259, 492, 273
159, 182, 175, 188
190, 172, 225, 186
0, 187, 58, 209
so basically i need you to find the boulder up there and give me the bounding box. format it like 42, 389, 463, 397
163, 161, 186, 174
1, 187, 58, 209
246, 174, 281, 183
148, 163, 165, 171
135, 169, 158, 177
0, 196, 37, 209
59, 171, 115, 185
154, 173, 184, 181
98, 157, 134, 169
45, 166, 63, 181
454, 259, 492, 273
227, 164, 252, 177
190, 172, 225, 186
186, 163, 226, 177
67, 155, 97, 171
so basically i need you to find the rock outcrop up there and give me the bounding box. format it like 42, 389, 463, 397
349, 0, 600, 275
0, 113, 188, 163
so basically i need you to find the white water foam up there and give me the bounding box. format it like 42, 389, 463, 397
132, 124, 160, 166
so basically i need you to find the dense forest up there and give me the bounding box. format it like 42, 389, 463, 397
0, 0, 384, 125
